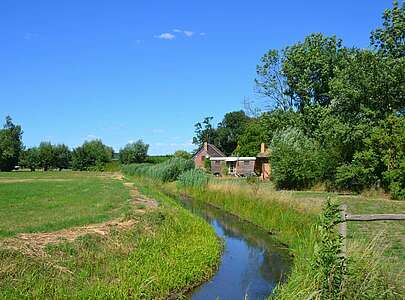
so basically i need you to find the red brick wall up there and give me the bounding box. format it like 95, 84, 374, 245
193, 150, 207, 168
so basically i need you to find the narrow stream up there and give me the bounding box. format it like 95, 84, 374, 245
178, 196, 292, 300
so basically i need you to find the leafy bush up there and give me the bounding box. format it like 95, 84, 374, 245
119, 140, 149, 164
122, 157, 195, 182
177, 169, 209, 189
270, 128, 324, 189
72, 140, 113, 171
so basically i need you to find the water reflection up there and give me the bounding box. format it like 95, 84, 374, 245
179, 197, 291, 300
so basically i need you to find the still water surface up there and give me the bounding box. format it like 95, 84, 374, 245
178, 197, 292, 300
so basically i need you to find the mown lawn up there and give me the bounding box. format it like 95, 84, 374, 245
0, 171, 131, 238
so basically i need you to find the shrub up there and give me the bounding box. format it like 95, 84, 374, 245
119, 140, 149, 164
177, 168, 209, 189
270, 128, 324, 189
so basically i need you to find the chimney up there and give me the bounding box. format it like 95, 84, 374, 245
261, 143, 266, 153
204, 142, 208, 151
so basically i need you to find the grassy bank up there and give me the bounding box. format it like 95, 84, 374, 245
161, 179, 401, 299
0, 172, 222, 299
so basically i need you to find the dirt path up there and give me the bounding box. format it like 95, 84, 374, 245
1, 176, 158, 257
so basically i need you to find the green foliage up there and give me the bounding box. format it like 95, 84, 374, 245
204, 157, 211, 171
270, 128, 324, 189
122, 157, 195, 182
193, 112, 251, 156
370, 0, 405, 58
54, 144, 71, 170
235, 119, 266, 156
329, 49, 405, 120
146, 155, 172, 164
19, 147, 40, 171
235, 109, 299, 156
119, 140, 149, 164
215, 111, 250, 155
255, 49, 292, 110
177, 168, 210, 189
193, 117, 217, 146
38, 142, 56, 171
72, 140, 113, 171
282, 33, 345, 110
312, 198, 345, 299
0, 116, 23, 171
173, 150, 191, 159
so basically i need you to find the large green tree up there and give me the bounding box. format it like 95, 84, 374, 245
216, 111, 250, 155
72, 140, 113, 171
0, 116, 23, 171
119, 140, 149, 164
370, 0, 405, 58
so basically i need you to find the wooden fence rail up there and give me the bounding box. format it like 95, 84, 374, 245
338, 204, 405, 258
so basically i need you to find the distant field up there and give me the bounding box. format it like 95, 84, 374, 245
0, 171, 130, 238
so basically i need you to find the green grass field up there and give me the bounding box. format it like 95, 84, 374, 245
0, 171, 221, 299
0, 172, 131, 238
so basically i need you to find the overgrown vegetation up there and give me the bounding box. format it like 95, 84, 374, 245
122, 157, 194, 182
177, 168, 209, 189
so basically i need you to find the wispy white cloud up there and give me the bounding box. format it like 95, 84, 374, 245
24, 32, 36, 40
151, 128, 165, 134
184, 31, 194, 37
173, 29, 182, 33
200, 32, 206, 36
154, 32, 176, 40
85, 134, 98, 140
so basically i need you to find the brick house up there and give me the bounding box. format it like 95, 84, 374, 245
192, 142, 225, 168
193, 142, 271, 179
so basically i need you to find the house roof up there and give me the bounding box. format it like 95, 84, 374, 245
192, 143, 225, 159
210, 157, 256, 161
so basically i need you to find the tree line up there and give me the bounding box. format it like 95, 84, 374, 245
0, 117, 150, 171
193, 1, 405, 199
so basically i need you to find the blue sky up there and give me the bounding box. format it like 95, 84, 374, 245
0, 0, 393, 154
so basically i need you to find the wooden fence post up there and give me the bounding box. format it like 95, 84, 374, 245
339, 204, 347, 259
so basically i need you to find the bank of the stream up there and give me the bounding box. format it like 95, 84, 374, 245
160, 181, 400, 299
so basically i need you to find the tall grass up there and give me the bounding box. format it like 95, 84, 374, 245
177, 168, 209, 189
122, 157, 194, 182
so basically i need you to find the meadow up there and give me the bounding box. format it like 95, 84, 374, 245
0, 171, 222, 299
